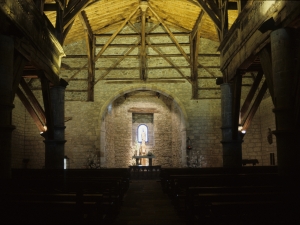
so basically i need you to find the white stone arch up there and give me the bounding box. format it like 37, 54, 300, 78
98, 84, 188, 167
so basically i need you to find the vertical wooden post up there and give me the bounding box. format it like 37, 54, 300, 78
0, 35, 15, 178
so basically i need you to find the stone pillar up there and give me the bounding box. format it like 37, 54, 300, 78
271, 28, 300, 175
220, 83, 242, 167
0, 35, 15, 178
45, 81, 67, 169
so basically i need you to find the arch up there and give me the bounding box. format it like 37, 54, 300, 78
98, 84, 188, 167
98, 84, 188, 125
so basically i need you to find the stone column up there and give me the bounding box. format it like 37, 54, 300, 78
220, 83, 242, 167
271, 28, 300, 175
44, 80, 67, 169
0, 35, 15, 178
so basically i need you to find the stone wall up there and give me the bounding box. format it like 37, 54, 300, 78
10, 35, 277, 169
242, 96, 277, 166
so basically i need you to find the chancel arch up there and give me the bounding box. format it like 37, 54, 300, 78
99, 86, 188, 168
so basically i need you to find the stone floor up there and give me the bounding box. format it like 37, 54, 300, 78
111, 180, 186, 225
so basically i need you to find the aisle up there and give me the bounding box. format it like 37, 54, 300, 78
112, 180, 186, 225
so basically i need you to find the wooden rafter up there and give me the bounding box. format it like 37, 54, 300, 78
147, 40, 192, 84
16, 88, 45, 133
232, 71, 243, 140
191, 29, 201, 99
259, 47, 274, 104
191, 10, 204, 99
240, 71, 263, 120
148, 5, 191, 65
94, 40, 141, 85
78, 10, 93, 39
140, 2, 148, 80
55, 0, 64, 10
94, 6, 140, 63
55, 0, 65, 44
86, 34, 95, 101
63, 0, 90, 29
219, 0, 229, 41
196, 0, 221, 31
20, 78, 46, 124
40, 73, 54, 140
63, 19, 75, 43
242, 81, 268, 131
206, 0, 221, 19
12, 53, 27, 96
191, 10, 205, 40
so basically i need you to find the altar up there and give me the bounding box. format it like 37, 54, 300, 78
132, 155, 155, 166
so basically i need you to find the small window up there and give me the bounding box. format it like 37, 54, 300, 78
138, 124, 148, 143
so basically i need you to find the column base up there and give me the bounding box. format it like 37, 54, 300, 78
221, 140, 243, 168
44, 139, 66, 169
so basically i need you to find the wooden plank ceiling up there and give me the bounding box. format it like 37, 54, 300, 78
40, 0, 240, 101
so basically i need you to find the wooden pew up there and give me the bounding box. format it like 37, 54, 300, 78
186, 186, 297, 224
1, 168, 131, 224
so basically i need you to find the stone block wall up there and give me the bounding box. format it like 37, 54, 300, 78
9, 35, 277, 169
242, 96, 277, 166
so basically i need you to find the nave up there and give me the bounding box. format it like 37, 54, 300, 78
112, 180, 186, 225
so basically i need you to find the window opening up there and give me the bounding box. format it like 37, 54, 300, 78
138, 124, 148, 143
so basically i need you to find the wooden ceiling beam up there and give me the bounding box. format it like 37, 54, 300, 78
95, 43, 191, 48
259, 47, 274, 104
63, 19, 75, 43
94, 33, 188, 37
206, 0, 221, 19
242, 81, 268, 131
16, 88, 45, 133
148, 5, 191, 65
85, 34, 95, 101
140, 2, 148, 81
55, 0, 64, 10
147, 40, 191, 84
40, 73, 55, 140
66, 63, 88, 83
196, 0, 221, 31
93, 40, 141, 85
94, 6, 140, 63
63, 0, 90, 29
78, 10, 93, 39
12, 53, 27, 97
44, 3, 56, 11
55, 0, 65, 44
240, 71, 263, 120
191, 29, 201, 99
191, 10, 205, 40
20, 77, 46, 124
219, 0, 229, 41
232, 70, 243, 140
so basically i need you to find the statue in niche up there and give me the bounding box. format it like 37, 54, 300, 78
139, 129, 147, 165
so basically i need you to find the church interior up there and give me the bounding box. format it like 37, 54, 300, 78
1, 0, 300, 224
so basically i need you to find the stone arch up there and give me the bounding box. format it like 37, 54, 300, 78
98, 84, 188, 124
98, 84, 188, 167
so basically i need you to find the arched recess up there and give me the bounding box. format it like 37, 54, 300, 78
98, 84, 188, 168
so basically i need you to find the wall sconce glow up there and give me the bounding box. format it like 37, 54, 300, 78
43, 126, 47, 131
